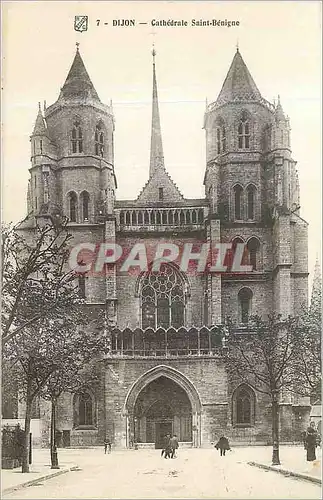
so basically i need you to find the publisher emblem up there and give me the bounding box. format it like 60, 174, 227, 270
74, 15, 88, 33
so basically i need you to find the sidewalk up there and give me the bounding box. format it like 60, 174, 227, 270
1, 449, 78, 495
246, 445, 322, 485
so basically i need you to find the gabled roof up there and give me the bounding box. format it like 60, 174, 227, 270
216, 49, 262, 105
136, 167, 184, 204
58, 47, 100, 102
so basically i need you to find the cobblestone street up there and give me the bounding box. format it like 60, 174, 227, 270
3, 447, 321, 499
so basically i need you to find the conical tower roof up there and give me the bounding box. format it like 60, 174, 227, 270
58, 46, 100, 102
32, 103, 47, 136
149, 47, 165, 177
216, 49, 262, 106
275, 96, 285, 121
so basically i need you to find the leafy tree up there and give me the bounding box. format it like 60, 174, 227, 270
224, 314, 303, 465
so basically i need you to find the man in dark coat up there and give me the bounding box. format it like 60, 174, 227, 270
305, 422, 318, 462
215, 436, 231, 456
162, 434, 172, 459
170, 434, 179, 458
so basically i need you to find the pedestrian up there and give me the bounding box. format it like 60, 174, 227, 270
215, 436, 231, 457
305, 422, 318, 462
170, 434, 179, 458
104, 438, 111, 454
163, 433, 172, 459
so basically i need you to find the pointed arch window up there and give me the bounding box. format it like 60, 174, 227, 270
215, 119, 226, 154
238, 112, 250, 149
68, 192, 77, 222
73, 392, 95, 428
232, 384, 255, 426
238, 288, 253, 324
80, 191, 90, 221
141, 264, 186, 329
233, 185, 243, 220
247, 238, 260, 271
95, 123, 104, 156
246, 185, 256, 220
72, 121, 83, 153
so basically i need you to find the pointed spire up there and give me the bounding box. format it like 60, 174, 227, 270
311, 256, 322, 310
59, 46, 100, 102
149, 46, 165, 177
216, 49, 262, 106
275, 95, 285, 121
32, 103, 47, 136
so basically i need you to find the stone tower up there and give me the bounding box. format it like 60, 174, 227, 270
204, 48, 308, 324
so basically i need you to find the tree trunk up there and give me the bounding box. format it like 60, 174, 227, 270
50, 397, 60, 469
271, 389, 280, 465
21, 381, 33, 473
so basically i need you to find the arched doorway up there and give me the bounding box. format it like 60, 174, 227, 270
124, 365, 202, 448
134, 376, 192, 448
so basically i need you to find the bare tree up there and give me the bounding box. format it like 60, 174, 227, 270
225, 314, 303, 465
2, 218, 76, 345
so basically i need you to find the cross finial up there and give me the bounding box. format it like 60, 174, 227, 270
152, 43, 156, 61
38, 101, 41, 112
236, 39, 239, 52
76, 42, 80, 51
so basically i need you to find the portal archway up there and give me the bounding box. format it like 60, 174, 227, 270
124, 365, 202, 448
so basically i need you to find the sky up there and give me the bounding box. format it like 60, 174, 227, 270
1, 1, 322, 286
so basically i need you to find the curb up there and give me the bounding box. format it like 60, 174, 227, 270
248, 461, 322, 485
1, 466, 75, 496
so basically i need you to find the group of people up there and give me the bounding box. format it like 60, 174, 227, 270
161, 434, 179, 459
303, 421, 321, 462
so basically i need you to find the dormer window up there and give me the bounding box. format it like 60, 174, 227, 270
72, 121, 83, 154
238, 112, 250, 149
95, 124, 104, 156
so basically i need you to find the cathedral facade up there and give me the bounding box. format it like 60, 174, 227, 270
19, 46, 309, 448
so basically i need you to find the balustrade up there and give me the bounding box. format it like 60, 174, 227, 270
117, 208, 205, 228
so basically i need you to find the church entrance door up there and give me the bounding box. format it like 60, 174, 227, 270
133, 376, 192, 447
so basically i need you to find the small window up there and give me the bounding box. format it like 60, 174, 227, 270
233, 185, 243, 220
159, 187, 164, 201
95, 123, 104, 157
40, 140, 43, 154
34, 176, 37, 188
71, 122, 83, 154
238, 112, 250, 149
35, 197, 38, 210
233, 384, 255, 427
68, 192, 77, 222
238, 288, 253, 324
247, 185, 256, 220
80, 191, 90, 221
247, 238, 260, 271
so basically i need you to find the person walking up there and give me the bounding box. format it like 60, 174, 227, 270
104, 438, 111, 454
215, 436, 231, 456
305, 422, 318, 462
170, 434, 179, 458
163, 433, 172, 459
